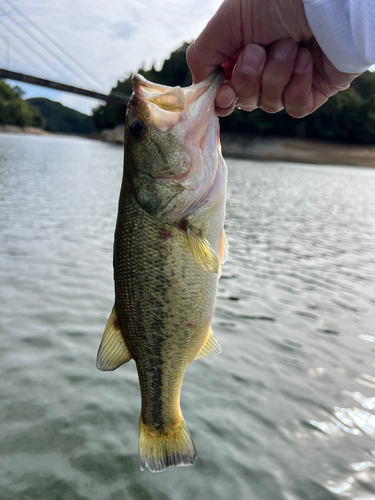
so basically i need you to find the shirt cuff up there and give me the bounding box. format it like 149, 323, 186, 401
303, 0, 372, 73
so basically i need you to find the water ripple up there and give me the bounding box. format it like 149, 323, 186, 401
1, 139, 375, 499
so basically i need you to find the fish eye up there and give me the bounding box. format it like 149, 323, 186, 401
129, 118, 147, 139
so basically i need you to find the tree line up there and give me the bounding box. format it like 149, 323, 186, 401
0, 82, 94, 134
93, 43, 375, 145
0, 81, 45, 128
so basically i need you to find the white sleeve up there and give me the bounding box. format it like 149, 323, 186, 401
303, 0, 374, 73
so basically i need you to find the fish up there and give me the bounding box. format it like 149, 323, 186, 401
96, 68, 229, 473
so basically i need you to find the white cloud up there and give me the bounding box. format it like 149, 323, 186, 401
0, 0, 222, 113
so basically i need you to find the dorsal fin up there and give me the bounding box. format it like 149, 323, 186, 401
195, 327, 222, 360
96, 305, 132, 371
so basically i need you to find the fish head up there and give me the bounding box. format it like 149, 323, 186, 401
125, 69, 225, 222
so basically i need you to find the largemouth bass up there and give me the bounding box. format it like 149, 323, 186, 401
96, 68, 228, 472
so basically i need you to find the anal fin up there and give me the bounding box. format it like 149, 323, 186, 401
195, 327, 222, 360
96, 305, 132, 371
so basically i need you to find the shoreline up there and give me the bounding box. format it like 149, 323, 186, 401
2, 125, 375, 168
220, 133, 375, 168
97, 125, 375, 168
0, 125, 50, 135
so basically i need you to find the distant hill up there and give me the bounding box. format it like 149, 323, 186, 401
27, 98, 96, 134
0, 81, 45, 128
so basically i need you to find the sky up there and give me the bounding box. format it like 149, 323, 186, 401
0, 0, 223, 114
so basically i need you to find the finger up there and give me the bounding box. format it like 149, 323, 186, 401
259, 39, 298, 113
230, 44, 267, 111
310, 52, 359, 112
283, 48, 314, 118
186, 0, 243, 83
215, 83, 237, 117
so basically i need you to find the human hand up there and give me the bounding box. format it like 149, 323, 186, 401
186, 0, 359, 118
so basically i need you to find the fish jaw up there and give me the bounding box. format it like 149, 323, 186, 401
130, 69, 223, 129
125, 69, 225, 222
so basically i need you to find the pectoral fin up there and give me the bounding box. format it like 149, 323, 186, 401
96, 305, 132, 371
186, 225, 219, 273
195, 327, 222, 359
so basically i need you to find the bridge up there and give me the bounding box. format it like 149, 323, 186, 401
0, 0, 129, 107
0, 68, 128, 106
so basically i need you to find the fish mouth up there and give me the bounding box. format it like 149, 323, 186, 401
131, 68, 225, 134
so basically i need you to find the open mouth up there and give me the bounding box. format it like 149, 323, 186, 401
131, 68, 225, 134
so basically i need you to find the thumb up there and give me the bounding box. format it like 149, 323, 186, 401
186, 0, 245, 83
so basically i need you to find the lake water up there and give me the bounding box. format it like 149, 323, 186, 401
1, 133, 375, 500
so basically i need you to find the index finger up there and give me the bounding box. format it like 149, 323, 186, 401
186, 0, 244, 83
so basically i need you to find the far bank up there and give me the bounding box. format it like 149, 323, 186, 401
97, 124, 375, 168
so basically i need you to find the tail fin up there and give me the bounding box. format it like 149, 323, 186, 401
139, 415, 197, 473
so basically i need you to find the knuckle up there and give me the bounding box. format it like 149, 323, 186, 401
238, 106, 258, 112
236, 97, 259, 111
216, 106, 236, 117
231, 77, 259, 98
285, 105, 310, 119
284, 85, 310, 102
283, 88, 313, 118
259, 101, 283, 114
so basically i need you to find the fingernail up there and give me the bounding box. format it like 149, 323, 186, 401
294, 51, 310, 74
271, 39, 295, 60
241, 44, 265, 74
215, 85, 235, 109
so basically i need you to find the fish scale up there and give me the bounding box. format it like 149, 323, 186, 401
115, 178, 219, 427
